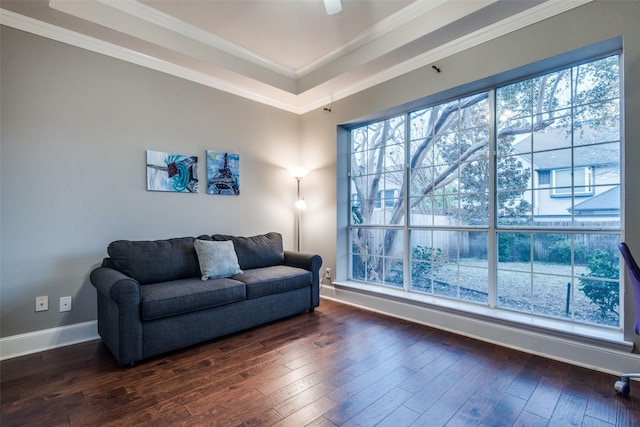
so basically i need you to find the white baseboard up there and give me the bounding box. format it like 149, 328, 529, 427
0, 321, 99, 361
321, 285, 640, 377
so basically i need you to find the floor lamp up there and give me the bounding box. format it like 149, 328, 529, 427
289, 167, 309, 252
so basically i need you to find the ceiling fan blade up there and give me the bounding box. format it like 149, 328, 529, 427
324, 0, 342, 15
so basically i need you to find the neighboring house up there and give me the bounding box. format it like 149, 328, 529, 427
356, 126, 620, 227
512, 126, 620, 225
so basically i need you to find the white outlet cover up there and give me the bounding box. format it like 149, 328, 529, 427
59, 296, 72, 312
35, 296, 48, 312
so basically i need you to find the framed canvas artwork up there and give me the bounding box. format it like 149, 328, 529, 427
146, 150, 198, 193
206, 151, 240, 195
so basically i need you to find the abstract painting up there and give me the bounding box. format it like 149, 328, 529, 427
146, 150, 198, 193
206, 151, 240, 195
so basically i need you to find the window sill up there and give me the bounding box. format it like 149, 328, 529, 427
330, 280, 631, 351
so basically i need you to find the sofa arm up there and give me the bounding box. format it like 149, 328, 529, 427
90, 266, 141, 305
90, 266, 143, 366
284, 251, 322, 275
284, 251, 323, 309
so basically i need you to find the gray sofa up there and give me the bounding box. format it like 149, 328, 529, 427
90, 232, 322, 366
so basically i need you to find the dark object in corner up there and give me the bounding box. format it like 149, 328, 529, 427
614, 242, 640, 396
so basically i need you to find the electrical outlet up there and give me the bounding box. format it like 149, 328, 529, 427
35, 296, 48, 312
325, 268, 331, 280
60, 296, 72, 312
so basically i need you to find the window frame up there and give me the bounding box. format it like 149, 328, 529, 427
339, 41, 623, 336
550, 167, 594, 197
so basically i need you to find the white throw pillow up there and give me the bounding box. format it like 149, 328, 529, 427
194, 239, 242, 280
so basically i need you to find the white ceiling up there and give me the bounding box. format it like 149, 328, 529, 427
0, 0, 591, 114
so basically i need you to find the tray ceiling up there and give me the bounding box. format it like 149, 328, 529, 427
0, 0, 591, 114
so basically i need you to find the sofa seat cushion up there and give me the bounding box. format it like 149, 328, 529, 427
233, 266, 311, 299
140, 278, 246, 321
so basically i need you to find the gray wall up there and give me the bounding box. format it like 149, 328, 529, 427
1, 27, 301, 337
301, 0, 640, 350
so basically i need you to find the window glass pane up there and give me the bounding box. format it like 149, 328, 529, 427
497, 55, 620, 233
385, 143, 405, 172
497, 270, 532, 312
497, 117, 532, 142
575, 233, 620, 326
460, 231, 488, 303
410, 167, 432, 196
533, 109, 572, 150
386, 257, 404, 288
573, 56, 620, 103
534, 70, 573, 112
553, 169, 572, 190
497, 154, 530, 192
409, 92, 490, 229
498, 232, 532, 266
575, 143, 619, 183
349, 227, 404, 288
459, 158, 490, 226
532, 233, 575, 274
574, 99, 620, 145
410, 107, 433, 141
410, 196, 433, 226
538, 170, 550, 185
533, 274, 572, 319
497, 81, 533, 124
533, 149, 572, 176
432, 263, 457, 298
347, 53, 621, 331
496, 192, 532, 226
573, 185, 620, 228
350, 115, 406, 227
461, 93, 490, 129
410, 230, 437, 293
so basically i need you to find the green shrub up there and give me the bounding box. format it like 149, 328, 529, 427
498, 233, 530, 262
549, 240, 587, 265
579, 249, 619, 319
411, 246, 445, 282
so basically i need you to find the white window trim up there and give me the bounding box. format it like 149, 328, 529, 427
337, 41, 624, 344
551, 167, 594, 197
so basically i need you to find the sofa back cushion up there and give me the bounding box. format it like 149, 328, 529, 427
106, 237, 201, 285
211, 232, 284, 270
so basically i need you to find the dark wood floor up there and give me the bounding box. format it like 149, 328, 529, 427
1, 299, 639, 426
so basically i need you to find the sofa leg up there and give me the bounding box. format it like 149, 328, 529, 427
309, 308, 315, 313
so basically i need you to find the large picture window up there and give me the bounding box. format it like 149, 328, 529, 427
347, 54, 622, 329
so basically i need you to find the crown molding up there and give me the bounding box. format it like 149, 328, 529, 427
0, 8, 303, 113
1, 0, 593, 115
296, 0, 450, 78
90, 0, 298, 79
298, 0, 595, 114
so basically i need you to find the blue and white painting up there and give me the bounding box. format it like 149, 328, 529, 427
206, 151, 240, 195
146, 150, 198, 193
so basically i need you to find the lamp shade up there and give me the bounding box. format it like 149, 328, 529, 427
295, 199, 307, 210
288, 166, 309, 179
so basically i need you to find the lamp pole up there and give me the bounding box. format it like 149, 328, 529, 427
296, 177, 302, 252
289, 167, 309, 252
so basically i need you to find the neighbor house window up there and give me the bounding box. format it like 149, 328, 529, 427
346, 52, 622, 330
551, 167, 594, 196
375, 190, 397, 208
538, 170, 551, 185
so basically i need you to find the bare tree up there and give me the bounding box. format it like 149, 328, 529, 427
350, 57, 619, 284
